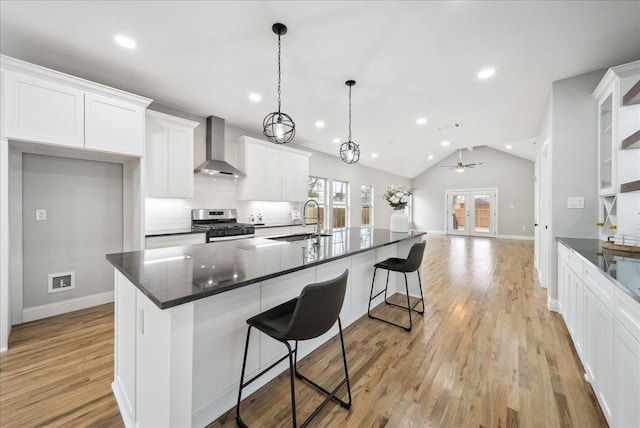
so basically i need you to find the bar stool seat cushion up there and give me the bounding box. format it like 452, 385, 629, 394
247, 298, 298, 341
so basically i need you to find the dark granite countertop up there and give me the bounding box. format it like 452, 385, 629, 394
557, 237, 640, 302
108, 228, 426, 309
145, 228, 204, 237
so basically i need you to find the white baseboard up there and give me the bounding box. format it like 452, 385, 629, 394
548, 297, 560, 313
22, 291, 114, 323
424, 229, 446, 235
496, 234, 534, 241
112, 380, 135, 428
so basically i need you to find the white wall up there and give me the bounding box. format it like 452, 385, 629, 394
412, 146, 535, 236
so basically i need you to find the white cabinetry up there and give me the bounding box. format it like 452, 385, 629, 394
3, 70, 85, 148
237, 136, 311, 201
1, 56, 152, 156
145, 233, 206, 249
144, 110, 199, 198
254, 225, 312, 239
592, 61, 640, 238
85, 93, 145, 156
557, 241, 640, 427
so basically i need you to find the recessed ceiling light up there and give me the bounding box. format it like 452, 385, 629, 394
478, 68, 495, 79
371, 153, 378, 158
441, 141, 450, 146
506, 144, 513, 149
332, 138, 341, 144
428, 155, 434, 160
115, 35, 136, 49
249, 93, 262, 102
416, 117, 427, 125
315, 121, 325, 128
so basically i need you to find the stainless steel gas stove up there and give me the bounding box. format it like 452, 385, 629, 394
191, 209, 255, 243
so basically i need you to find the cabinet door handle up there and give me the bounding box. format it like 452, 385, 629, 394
137, 307, 144, 335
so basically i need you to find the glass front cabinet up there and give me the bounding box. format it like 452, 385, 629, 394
596, 89, 617, 196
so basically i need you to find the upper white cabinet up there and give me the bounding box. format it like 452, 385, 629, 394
1, 55, 152, 156
145, 110, 199, 198
237, 136, 311, 202
595, 89, 616, 196
85, 93, 145, 156
3, 70, 85, 148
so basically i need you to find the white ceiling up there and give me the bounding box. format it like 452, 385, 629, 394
1, 1, 639, 178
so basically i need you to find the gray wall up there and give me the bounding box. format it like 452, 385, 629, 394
540, 69, 604, 301
22, 154, 123, 308
412, 146, 535, 236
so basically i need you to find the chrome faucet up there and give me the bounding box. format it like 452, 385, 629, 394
303, 199, 320, 238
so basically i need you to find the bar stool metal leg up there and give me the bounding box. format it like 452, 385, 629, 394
367, 269, 426, 332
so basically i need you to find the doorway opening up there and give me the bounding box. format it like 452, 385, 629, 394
446, 188, 497, 237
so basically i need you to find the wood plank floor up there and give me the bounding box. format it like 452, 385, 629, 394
0, 236, 607, 427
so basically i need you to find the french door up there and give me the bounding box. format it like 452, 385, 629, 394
446, 189, 497, 237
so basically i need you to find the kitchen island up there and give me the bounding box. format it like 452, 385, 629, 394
107, 228, 425, 428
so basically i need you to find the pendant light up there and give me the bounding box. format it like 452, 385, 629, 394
340, 80, 360, 164
263, 23, 295, 144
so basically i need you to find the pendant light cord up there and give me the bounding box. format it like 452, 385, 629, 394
348, 84, 352, 142
277, 33, 282, 114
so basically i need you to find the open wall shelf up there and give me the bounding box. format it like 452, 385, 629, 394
620, 180, 640, 193
623, 79, 640, 106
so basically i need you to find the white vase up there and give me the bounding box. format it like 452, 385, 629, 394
390, 210, 409, 232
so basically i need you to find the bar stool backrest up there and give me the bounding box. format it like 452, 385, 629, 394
284, 269, 349, 340
403, 241, 427, 272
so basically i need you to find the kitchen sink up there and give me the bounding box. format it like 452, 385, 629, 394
267, 233, 332, 242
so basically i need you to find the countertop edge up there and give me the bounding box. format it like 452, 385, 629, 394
556, 237, 640, 303
110, 230, 427, 309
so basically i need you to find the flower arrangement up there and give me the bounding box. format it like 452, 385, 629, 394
383, 185, 413, 210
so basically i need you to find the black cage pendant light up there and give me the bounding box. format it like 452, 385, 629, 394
263, 23, 295, 144
340, 80, 360, 164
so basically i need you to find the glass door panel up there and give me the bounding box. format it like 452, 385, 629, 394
447, 192, 467, 235
474, 194, 490, 233
446, 189, 496, 237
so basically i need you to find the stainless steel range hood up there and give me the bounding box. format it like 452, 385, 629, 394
194, 116, 245, 177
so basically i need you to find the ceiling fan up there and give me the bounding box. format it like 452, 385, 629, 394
440, 149, 483, 173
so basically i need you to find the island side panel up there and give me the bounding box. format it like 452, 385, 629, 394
191, 284, 261, 427
113, 270, 195, 428
113, 271, 137, 426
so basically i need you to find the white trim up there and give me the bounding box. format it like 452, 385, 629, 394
496, 234, 534, 241
423, 229, 446, 235
548, 297, 560, 313
22, 291, 114, 322
111, 379, 136, 428
0, 55, 152, 107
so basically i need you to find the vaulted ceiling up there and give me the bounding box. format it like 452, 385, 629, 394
1, 1, 639, 177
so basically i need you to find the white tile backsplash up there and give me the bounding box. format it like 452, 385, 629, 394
145, 180, 302, 233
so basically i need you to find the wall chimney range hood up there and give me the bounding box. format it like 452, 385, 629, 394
194, 116, 245, 178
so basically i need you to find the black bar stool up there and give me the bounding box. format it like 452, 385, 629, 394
236, 270, 352, 428
367, 241, 426, 331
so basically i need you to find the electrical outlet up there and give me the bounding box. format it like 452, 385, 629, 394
35, 209, 47, 221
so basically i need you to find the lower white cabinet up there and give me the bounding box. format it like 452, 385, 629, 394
586, 285, 615, 423
145, 233, 206, 249
557, 242, 640, 427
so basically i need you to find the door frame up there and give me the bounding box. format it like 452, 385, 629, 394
445, 188, 498, 237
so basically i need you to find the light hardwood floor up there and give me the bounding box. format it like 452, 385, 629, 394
0, 236, 607, 427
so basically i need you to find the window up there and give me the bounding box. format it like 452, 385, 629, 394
307, 177, 326, 229
332, 180, 349, 228
360, 184, 373, 226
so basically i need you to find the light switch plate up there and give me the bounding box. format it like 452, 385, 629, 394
567, 197, 584, 209
35, 209, 47, 220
